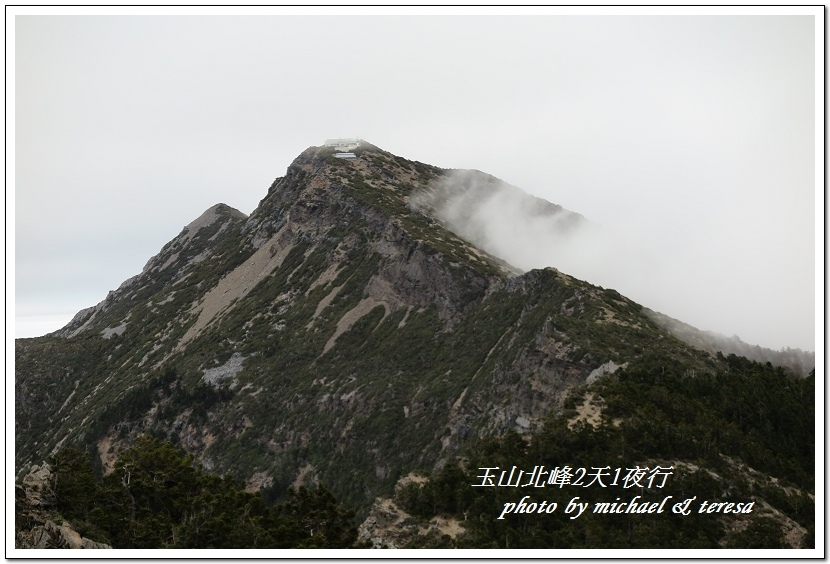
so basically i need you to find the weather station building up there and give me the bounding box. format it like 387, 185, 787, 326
324, 138, 360, 159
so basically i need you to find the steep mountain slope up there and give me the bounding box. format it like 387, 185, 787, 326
15, 141, 813, 539
643, 308, 815, 377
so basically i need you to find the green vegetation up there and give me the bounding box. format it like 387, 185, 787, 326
393, 354, 814, 548
16, 144, 815, 550
48, 436, 357, 549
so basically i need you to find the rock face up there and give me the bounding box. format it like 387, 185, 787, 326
15, 464, 112, 549
13, 141, 735, 513
358, 498, 465, 549
357, 474, 467, 549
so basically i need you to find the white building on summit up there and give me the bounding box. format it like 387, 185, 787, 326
324, 138, 360, 151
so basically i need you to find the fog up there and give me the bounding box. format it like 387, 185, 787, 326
415, 167, 816, 353
11, 8, 819, 353
414, 170, 664, 310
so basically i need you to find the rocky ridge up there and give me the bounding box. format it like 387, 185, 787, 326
15, 463, 112, 549
15, 140, 813, 527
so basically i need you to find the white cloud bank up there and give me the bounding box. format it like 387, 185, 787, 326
12, 10, 818, 352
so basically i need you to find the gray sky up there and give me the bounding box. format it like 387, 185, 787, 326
12, 8, 820, 352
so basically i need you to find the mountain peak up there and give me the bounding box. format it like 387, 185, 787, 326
15, 143, 814, 547
185, 203, 247, 234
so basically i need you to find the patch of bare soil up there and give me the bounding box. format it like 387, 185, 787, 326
567, 392, 602, 429
306, 284, 343, 328
323, 297, 389, 354
175, 224, 297, 350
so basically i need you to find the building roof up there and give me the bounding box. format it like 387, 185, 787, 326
324, 138, 359, 147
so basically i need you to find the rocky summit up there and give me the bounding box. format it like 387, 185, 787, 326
15, 141, 814, 549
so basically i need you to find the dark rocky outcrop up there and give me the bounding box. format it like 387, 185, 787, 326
15, 141, 811, 523
15, 464, 112, 549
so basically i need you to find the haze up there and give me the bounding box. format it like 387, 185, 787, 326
12, 8, 819, 352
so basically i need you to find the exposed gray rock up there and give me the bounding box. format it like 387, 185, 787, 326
586, 360, 627, 384
202, 352, 247, 386
15, 463, 112, 549
101, 322, 127, 339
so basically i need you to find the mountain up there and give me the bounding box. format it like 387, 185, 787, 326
15, 141, 814, 549
643, 308, 814, 377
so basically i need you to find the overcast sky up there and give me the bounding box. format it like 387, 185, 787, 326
12, 8, 820, 352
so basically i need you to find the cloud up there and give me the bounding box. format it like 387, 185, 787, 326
413, 168, 660, 292
12, 12, 816, 351
412, 168, 814, 353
